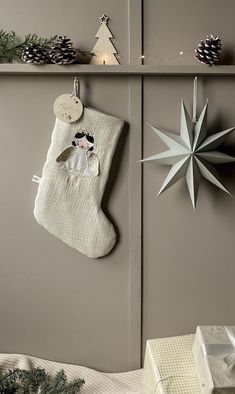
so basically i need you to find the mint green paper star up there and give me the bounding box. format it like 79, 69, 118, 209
140, 100, 235, 210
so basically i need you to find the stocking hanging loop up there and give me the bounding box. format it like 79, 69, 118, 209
72, 76, 80, 98
192, 76, 198, 123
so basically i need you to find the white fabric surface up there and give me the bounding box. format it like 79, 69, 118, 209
0, 353, 143, 394
34, 107, 124, 258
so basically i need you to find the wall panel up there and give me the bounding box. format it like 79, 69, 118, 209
142, 0, 235, 357
142, 76, 235, 354
0, 0, 142, 372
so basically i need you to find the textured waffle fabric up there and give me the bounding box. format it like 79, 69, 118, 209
34, 107, 124, 258
143, 334, 201, 393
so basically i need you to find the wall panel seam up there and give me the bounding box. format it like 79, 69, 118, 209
128, 0, 143, 370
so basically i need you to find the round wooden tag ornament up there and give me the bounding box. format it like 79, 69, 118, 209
53, 93, 83, 123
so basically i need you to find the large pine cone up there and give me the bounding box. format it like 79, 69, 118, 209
195, 35, 222, 66
22, 43, 49, 64
49, 35, 77, 65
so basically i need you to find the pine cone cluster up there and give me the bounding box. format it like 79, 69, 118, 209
195, 35, 222, 66
21, 35, 77, 65
22, 43, 49, 64
49, 36, 77, 64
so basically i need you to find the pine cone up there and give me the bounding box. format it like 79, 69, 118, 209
49, 35, 77, 64
195, 35, 222, 66
22, 43, 49, 64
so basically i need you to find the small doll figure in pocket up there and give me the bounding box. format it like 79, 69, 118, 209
57, 131, 99, 177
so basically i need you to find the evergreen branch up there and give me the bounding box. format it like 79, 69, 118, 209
22, 34, 56, 48
0, 368, 23, 389
18, 368, 47, 393
0, 367, 85, 393
0, 29, 92, 64
0, 30, 54, 63
0, 30, 16, 48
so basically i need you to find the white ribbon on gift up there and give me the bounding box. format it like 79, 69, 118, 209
201, 326, 235, 367
154, 374, 199, 393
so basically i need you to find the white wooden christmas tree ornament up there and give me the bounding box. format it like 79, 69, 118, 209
140, 88, 235, 210
90, 14, 119, 65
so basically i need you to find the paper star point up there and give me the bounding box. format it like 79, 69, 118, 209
141, 102, 235, 209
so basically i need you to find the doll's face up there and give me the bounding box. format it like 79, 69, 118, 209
72, 132, 94, 151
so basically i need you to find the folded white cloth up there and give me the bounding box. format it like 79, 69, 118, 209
0, 353, 143, 394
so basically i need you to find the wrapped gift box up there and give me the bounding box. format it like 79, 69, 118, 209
193, 326, 235, 394
143, 334, 201, 394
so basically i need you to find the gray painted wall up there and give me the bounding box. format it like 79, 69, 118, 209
143, 76, 235, 347
0, 0, 235, 373
0, 0, 135, 373
143, 0, 235, 354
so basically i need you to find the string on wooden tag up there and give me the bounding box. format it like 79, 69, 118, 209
72, 76, 80, 98
53, 76, 83, 123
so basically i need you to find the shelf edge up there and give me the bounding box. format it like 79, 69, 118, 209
0, 64, 235, 75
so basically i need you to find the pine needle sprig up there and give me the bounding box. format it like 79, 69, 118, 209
0, 30, 16, 47
39, 370, 85, 394
0, 30, 69, 63
0, 29, 92, 64
0, 30, 54, 63
0, 30, 17, 63
17, 368, 47, 393
0, 367, 85, 394
0, 368, 21, 392
22, 34, 56, 48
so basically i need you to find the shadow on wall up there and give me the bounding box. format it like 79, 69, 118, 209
205, 109, 235, 202
219, 45, 235, 65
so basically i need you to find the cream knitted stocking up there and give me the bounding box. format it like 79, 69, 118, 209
34, 107, 124, 258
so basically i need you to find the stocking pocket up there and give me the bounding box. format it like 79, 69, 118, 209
56, 130, 99, 177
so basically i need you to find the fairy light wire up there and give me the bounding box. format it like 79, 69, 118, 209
115, 47, 195, 63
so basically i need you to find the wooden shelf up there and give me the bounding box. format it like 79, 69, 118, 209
1, 64, 235, 75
